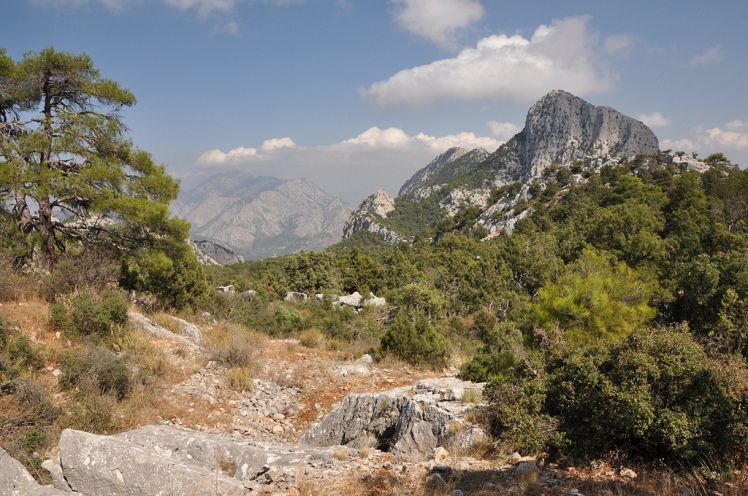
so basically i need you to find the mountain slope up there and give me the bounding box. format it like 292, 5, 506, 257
344, 90, 661, 243
398, 147, 490, 200
172, 172, 352, 260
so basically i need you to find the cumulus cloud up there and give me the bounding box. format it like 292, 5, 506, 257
361, 16, 616, 109
704, 120, 748, 150
690, 46, 723, 67
391, 0, 484, 47
603, 34, 634, 56
486, 121, 521, 140
636, 112, 672, 128
194, 126, 506, 203
661, 120, 748, 166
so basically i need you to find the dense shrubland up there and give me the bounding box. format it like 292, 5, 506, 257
203, 153, 748, 468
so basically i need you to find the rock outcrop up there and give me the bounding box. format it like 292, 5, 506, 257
301, 378, 486, 460
398, 147, 490, 200
509, 89, 660, 181
190, 239, 245, 266
26, 377, 486, 495
42, 425, 386, 495
0, 446, 66, 495
342, 189, 406, 244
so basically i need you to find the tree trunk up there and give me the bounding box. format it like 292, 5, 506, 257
38, 196, 56, 269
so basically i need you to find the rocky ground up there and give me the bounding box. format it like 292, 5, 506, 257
2, 310, 741, 495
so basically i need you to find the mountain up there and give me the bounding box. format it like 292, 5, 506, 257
172, 172, 352, 260
344, 90, 661, 243
398, 147, 491, 201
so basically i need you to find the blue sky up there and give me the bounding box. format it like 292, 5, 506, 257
5, 0, 748, 204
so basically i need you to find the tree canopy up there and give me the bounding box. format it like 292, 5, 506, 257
0, 48, 185, 268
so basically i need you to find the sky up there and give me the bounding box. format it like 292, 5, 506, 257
4, 0, 748, 205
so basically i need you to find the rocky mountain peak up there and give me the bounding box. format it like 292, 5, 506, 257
360, 189, 396, 218
343, 90, 665, 244
342, 189, 404, 244
514, 89, 659, 179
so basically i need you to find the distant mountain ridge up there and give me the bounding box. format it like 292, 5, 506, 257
344, 90, 662, 243
172, 172, 352, 260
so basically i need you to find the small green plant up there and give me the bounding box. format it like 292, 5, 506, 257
20, 428, 48, 454
6, 334, 44, 376
59, 288, 129, 339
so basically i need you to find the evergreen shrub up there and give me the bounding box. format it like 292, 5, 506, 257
486, 326, 748, 466
378, 311, 450, 370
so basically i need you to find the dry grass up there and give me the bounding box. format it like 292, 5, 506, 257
299, 328, 324, 349
145, 312, 182, 334
204, 322, 266, 371
218, 458, 237, 476
462, 388, 482, 403
225, 366, 252, 391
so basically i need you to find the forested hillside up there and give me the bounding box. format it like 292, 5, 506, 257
207, 151, 748, 466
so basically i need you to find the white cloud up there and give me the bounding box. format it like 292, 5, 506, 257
163, 0, 236, 16
194, 126, 506, 203
660, 138, 698, 154
636, 112, 672, 128
486, 121, 520, 140
603, 34, 634, 56
704, 123, 748, 151
391, 0, 484, 47
361, 16, 616, 109
689, 46, 723, 67
661, 120, 748, 165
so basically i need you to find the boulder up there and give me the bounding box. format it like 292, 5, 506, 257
284, 291, 308, 302
48, 428, 246, 495
128, 312, 201, 351
0, 446, 68, 495
43, 425, 383, 495
300, 377, 486, 460
168, 315, 204, 343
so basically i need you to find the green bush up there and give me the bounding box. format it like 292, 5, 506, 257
486, 326, 748, 466
42, 248, 120, 301
7, 334, 44, 373
59, 347, 133, 401
67, 288, 128, 339
379, 311, 450, 370
0, 323, 48, 381
21, 428, 49, 453
531, 248, 656, 343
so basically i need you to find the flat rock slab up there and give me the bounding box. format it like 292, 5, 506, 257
45, 425, 387, 495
